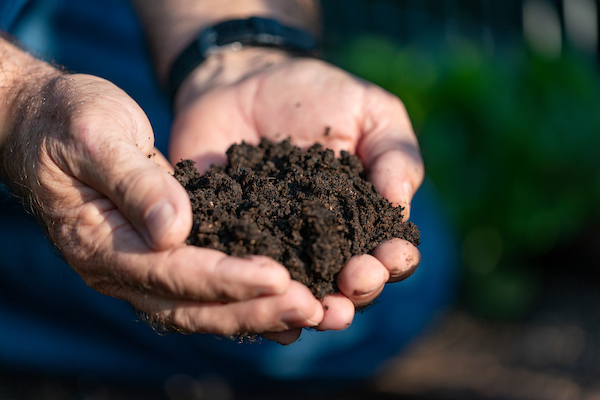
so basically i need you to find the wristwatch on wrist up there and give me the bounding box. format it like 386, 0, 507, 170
167, 16, 320, 103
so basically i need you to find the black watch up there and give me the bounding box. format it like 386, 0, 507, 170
167, 17, 320, 103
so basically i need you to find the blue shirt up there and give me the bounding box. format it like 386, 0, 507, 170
0, 0, 28, 31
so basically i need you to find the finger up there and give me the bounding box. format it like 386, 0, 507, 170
372, 238, 421, 283
106, 150, 192, 251
357, 87, 424, 220
149, 147, 175, 174
336, 254, 389, 308
141, 248, 293, 302
315, 293, 355, 331
124, 280, 323, 336
367, 148, 422, 220
262, 329, 302, 345
63, 191, 293, 304
80, 126, 191, 251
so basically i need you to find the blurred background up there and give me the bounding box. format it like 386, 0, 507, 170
320, 0, 600, 398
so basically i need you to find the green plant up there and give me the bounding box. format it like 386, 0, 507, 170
329, 35, 600, 319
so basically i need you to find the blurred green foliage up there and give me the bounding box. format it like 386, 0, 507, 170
328, 36, 600, 319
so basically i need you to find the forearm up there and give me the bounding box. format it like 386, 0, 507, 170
0, 36, 35, 149
131, 0, 321, 84
0, 35, 65, 200
0, 36, 60, 157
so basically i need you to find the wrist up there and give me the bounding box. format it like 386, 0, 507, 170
173, 46, 292, 113
132, 1, 320, 84
167, 16, 319, 105
0, 40, 62, 147
0, 39, 66, 194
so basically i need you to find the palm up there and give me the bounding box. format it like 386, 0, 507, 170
168, 58, 424, 333
169, 59, 367, 170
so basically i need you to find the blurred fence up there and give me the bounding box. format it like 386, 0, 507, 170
322, 0, 599, 61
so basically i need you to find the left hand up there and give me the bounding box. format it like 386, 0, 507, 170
169, 49, 424, 343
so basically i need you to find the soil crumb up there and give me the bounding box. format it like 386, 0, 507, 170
174, 138, 420, 299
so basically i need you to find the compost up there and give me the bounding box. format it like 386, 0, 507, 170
174, 138, 420, 299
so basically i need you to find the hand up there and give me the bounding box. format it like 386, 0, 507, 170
169, 49, 424, 342
1, 71, 324, 343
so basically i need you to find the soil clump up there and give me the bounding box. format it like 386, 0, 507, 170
174, 138, 420, 299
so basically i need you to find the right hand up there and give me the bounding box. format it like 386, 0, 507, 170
169, 50, 423, 341
0, 69, 323, 344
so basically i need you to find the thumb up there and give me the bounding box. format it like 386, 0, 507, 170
358, 90, 424, 221
367, 147, 422, 220
137, 155, 193, 250
91, 143, 193, 251
65, 78, 192, 250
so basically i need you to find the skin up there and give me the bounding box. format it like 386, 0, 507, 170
0, 0, 423, 346
0, 63, 324, 337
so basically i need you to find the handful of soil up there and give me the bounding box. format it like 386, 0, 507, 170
174, 138, 419, 300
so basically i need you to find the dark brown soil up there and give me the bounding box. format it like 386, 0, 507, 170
174, 138, 420, 299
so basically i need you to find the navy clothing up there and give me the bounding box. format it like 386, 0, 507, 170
0, 0, 458, 391
0, 0, 28, 31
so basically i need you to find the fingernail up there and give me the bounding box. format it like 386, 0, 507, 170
393, 255, 413, 275
389, 267, 404, 279
144, 200, 175, 247
353, 287, 378, 298
280, 310, 318, 328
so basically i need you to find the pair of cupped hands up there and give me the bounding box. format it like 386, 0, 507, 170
13, 49, 423, 344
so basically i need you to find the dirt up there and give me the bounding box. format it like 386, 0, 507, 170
174, 138, 420, 300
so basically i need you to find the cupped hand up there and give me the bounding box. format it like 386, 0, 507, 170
169, 50, 424, 340
2, 72, 323, 343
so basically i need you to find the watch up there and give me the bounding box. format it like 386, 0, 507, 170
167, 17, 320, 103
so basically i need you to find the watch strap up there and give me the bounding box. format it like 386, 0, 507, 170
168, 17, 320, 103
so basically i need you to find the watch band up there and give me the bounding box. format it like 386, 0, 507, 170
167, 17, 320, 103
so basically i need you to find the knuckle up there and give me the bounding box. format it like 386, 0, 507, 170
170, 306, 201, 333
171, 306, 243, 336
116, 167, 157, 208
